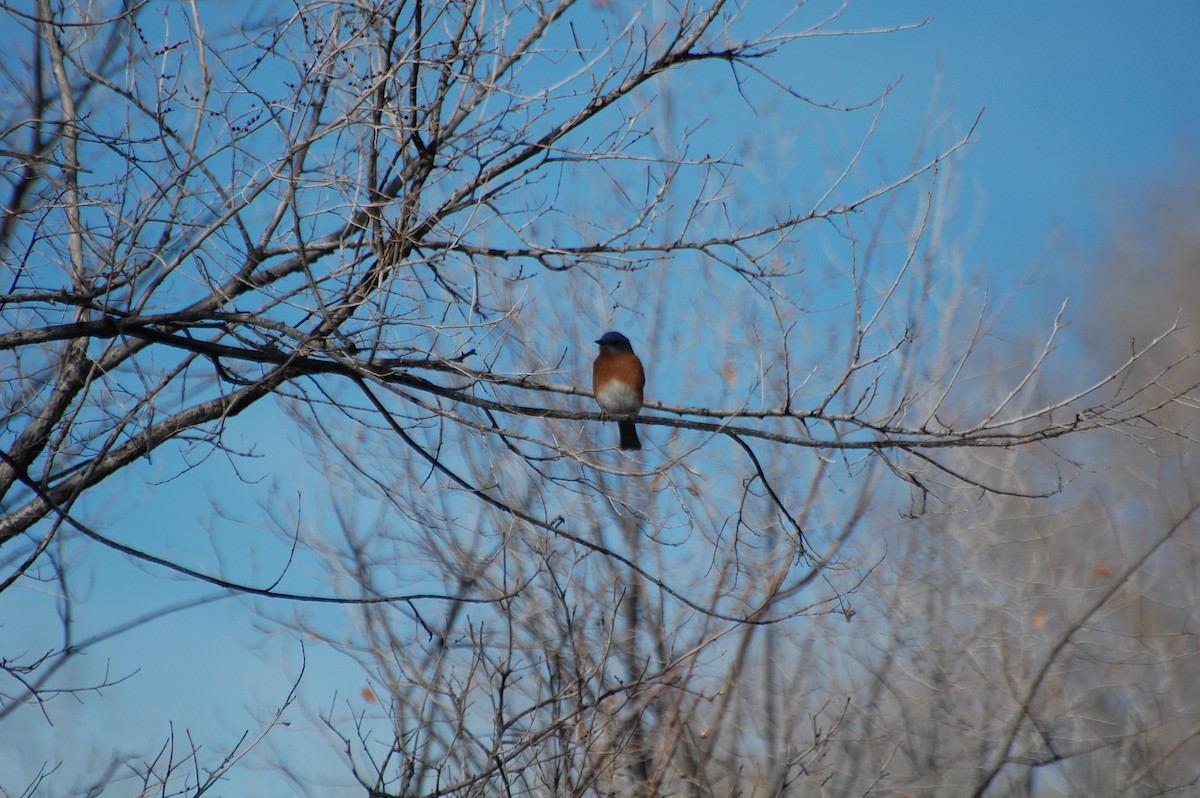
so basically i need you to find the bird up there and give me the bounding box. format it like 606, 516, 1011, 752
592, 331, 645, 450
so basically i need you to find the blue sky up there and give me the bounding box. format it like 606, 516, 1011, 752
877, 3, 1198, 273
4, 3, 1199, 795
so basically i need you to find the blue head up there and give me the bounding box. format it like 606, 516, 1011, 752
596, 331, 634, 351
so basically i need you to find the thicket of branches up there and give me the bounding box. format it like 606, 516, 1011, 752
2, 1, 1197, 795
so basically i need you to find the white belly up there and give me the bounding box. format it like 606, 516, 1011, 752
595, 381, 641, 414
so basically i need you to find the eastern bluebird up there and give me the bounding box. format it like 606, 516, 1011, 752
592, 331, 645, 450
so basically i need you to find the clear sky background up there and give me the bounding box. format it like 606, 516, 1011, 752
808, 1, 1199, 285
4, 3, 1199, 795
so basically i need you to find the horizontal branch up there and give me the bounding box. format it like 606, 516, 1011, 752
12, 314, 1182, 458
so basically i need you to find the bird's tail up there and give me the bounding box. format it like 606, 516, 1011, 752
618, 419, 641, 451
